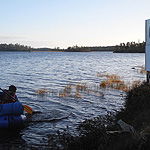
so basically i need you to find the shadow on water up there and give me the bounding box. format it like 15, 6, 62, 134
0, 128, 27, 150
26, 110, 72, 123
22, 111, 73, 148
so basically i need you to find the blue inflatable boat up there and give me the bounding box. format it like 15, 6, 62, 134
0, 102, 27, 128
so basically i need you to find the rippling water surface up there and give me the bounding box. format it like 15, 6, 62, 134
0, 51, 145, 148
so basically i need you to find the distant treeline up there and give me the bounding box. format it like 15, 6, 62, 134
33, 47, 64, 52
114, 41, 146, 53
0, 43, 33, 51
65, 45, 115, 52
0, 43, 115, 52
0, 44, 66, 52
65, 45, 90, 52
0, 42, 146, 53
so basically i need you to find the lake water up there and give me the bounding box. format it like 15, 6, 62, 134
0, 51, 145, 148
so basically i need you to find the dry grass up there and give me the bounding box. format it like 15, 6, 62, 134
36, 71, 145, 101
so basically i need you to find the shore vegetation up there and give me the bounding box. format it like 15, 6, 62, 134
45, 81, 150, 150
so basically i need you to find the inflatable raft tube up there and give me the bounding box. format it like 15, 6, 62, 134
0, 114, 27, 128
0, 102, 24, 116
0, 102, 26, 128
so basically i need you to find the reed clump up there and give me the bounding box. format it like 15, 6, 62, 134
98, 73, 135, 92
36, 69, 145, 98
36, 74, 142, 99
87, 72, 140, 93
36, 88, 48, 96
134, 66, 146, 74
36, 82, 104, 98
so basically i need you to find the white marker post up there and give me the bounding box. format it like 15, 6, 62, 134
145, 19, 150, 82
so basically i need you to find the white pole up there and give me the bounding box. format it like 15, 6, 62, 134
145, 19, 150, 82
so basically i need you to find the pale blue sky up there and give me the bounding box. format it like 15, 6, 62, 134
0, 0, 150, 48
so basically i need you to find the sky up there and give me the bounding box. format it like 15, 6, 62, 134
0, 0, 150, 48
